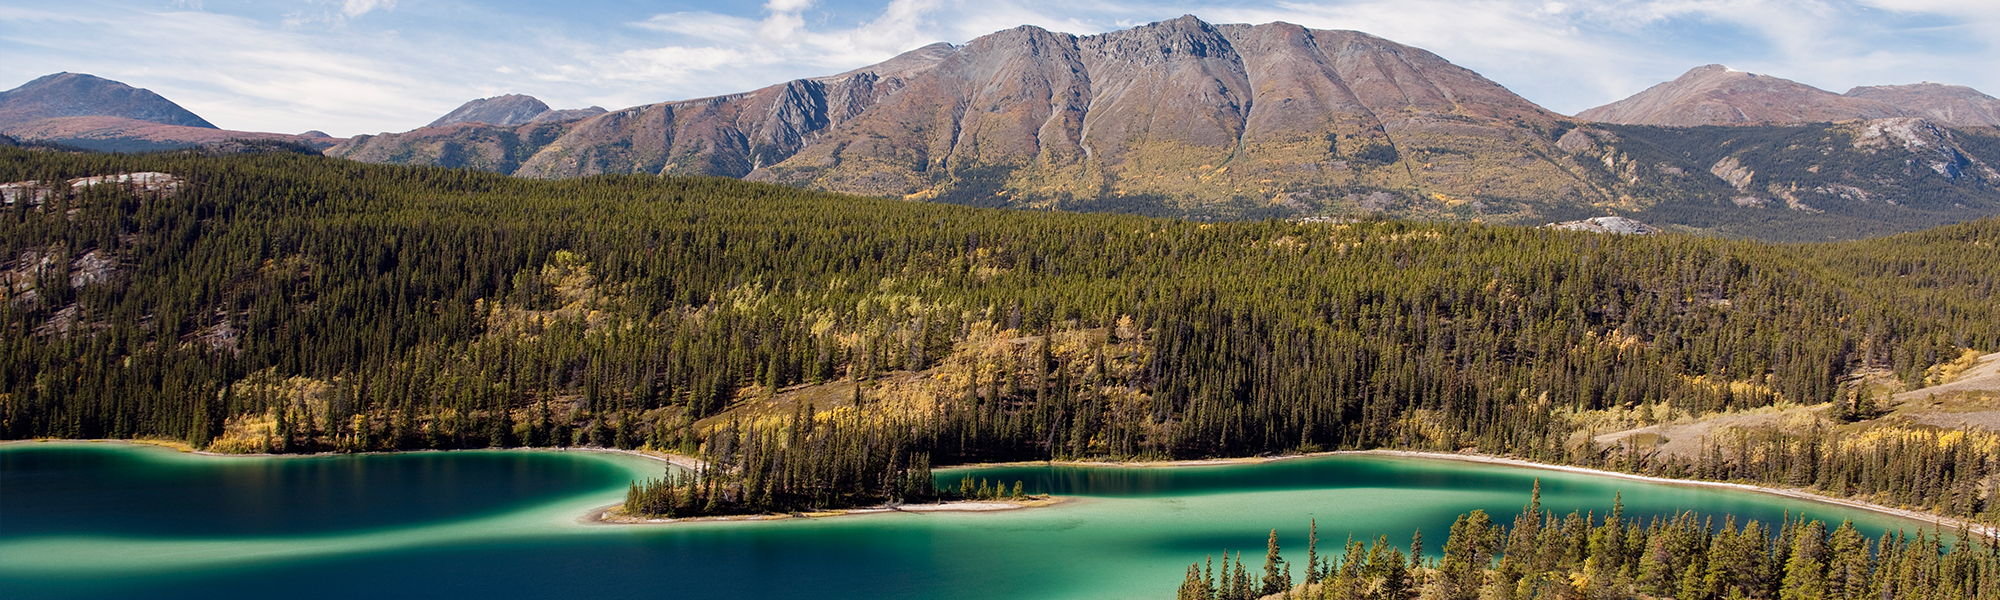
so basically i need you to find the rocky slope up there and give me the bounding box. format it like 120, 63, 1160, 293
0, 72, 215, 129
1550, 117, 2000, 240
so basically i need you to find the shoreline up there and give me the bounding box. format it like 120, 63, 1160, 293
0, 438, 706, 471
955, 449, 1995, 539
10, 438, 1988, 538
581, 496, 1073, 526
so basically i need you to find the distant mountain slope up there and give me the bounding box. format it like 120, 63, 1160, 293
1844, 83, 2000, 127
0, 72, 215, 128
1, 116, 340, 153
1551, 118, 2000, 241
1576, 65, 1903, 126
1580, 66, 2000, 129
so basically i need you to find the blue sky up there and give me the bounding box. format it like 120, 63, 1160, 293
3, 0, 1995, 136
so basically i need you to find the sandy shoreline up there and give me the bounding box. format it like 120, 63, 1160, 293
582, 496, 1073, 526
10, 438, 1988, 537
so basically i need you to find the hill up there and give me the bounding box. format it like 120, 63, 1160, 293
4, 148, 1998, 515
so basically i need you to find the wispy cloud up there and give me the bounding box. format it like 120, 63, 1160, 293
3, 0, 1998, 135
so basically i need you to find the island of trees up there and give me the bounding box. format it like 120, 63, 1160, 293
2, 147, 1997, 524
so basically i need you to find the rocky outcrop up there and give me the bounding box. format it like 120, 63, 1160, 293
1547, 216, 1657, 235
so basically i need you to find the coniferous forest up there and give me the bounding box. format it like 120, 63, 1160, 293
1176, 486, 2000, 600
3, 148, 2000, 521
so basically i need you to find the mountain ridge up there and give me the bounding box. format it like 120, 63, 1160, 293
1578, 65, 2000, 127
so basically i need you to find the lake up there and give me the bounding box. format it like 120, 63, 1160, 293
0, 442, 1938, 600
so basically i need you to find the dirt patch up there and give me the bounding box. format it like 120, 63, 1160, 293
1593, 404, 1825, 460
1891, 351, 2000, 430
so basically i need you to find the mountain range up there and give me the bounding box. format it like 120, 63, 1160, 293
0, 72, 338, 153
1576, 64, 2000, 127
10, 16, 2000, 240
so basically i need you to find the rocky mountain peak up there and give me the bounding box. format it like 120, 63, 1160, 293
0, 72, 216, 129
427, 94, 554, 128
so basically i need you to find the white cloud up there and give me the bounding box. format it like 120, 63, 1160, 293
341, 0, 397, 19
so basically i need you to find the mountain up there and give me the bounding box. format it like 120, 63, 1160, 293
0, 72, 215, 128
320, 17, 2000, 239
1844, 83, 2000, 127
1580, 66, 2000, 128
334, 16, 1608, 221
1576, 65, 1904, 126
0, 73, 342, 152
426, 94, 606, 128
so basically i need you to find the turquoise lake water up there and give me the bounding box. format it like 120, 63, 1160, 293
0, 442, 1941, 599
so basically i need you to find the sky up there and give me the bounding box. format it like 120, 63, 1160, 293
2, 0, 1995, 137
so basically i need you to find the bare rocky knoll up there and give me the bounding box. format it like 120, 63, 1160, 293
322, 16, 2000, 238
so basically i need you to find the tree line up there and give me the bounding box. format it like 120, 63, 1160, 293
1176, 485, 2000, 599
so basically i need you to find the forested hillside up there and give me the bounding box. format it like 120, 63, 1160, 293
3, 149, 1998, 518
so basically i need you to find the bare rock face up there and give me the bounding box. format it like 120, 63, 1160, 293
1577, 65, 1902, 126
1547, 216, 1657, 235
1844, 83, 2000, 127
